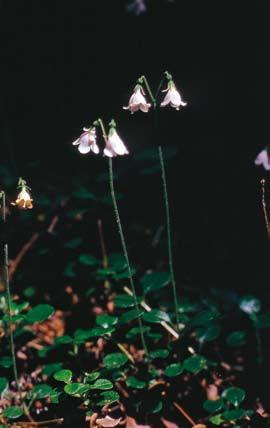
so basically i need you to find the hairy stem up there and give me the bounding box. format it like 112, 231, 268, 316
108, 158, 149, 356
158, 146, 180, 331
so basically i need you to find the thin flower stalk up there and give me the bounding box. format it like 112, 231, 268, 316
1, 191, 20, 392
108, 158, 148, 356
96, 119, 149, 356
133, 72, 182, 331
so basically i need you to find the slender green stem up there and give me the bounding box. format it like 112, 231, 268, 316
142, 76, 156, 108
155, 78, 165, 101
158, 147, 180, 331
97, 118, 107, 140
1, 192, 20, 392
108, 158, 149, 356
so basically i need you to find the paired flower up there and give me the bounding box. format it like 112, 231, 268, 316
72, 127, 99, 154
123, 85, 151, 113
160, 80, 187, 110
12, 179, 33, 210
255, 148, 270, 170
104, 125, 129, 157
124, 72, 187, 114
72, 121, 128, 158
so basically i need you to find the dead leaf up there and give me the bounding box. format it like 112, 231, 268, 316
96, 416, 121, 427
126, 417, 151, 428
161, 417, 180, 428
193, 425, 207, 428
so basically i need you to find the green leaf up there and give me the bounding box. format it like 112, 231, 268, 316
126, 326, 151, 340
196, 324, 221, 342
96, 314, 118, 329
25, 304, 55, 323
164, 363, 183, 378
143, 309, 170, 324
226, 331, 246, 347
113, 267, 136, 280
73, 327, 113, 343
64, 237, 83, 248
96, 391, 120, 406
191, 310, 220, 326
239, 295, 261, 315
149, 349, 169, 359
203, 399, 224, 413
64, 383, 90, 396
148, 400, 163, 414
85, 372, 100, 383
108, 253, 127, 271
140, 272, 171, 294
79, 254, 99, 266
126, 377, 146, 389
222, 409, 245, 421
54, 369, 73, 383
63, 261, 76, 277
73, 188, 95, 200
209, 413, 224, 426
183, 355, 207, 373
119, 309, 144, 325
55, 335, 73, 345
0, 377, 8, 393
3, 406, 23, 419
115, 294, 136, 308
89, 379, 113, 390
49, 388, 62, 404
0, 357, 12, 368
103, 352, 128, 369
30, 384, 52, 399
23, 287, 36, 298
222, 387, 245, 407
42, 363, 63, 376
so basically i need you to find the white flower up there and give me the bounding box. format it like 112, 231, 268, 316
72, 127, 99, 154
13, 187, 33, 209
103, 128, 129, 157
160, 81, 187, 110
123, 85, 151, 113
255, 149, 270, 170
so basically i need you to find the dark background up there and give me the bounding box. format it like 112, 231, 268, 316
1, 0, 270, 295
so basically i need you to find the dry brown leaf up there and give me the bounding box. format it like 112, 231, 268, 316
160, 417, 180, 428
193, 425, 207, 428
206, 384, 218, 400
126, 417, 151, 428
96, 416, 122, 427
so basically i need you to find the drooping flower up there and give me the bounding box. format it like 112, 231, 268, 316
126, 0, 146, 16
12, 180, 33, 209
255, 148, 270, 170
103, 122, 129, 157
72, 127, 99, 154
160, 80, 187, 110
123, 85, 151, 113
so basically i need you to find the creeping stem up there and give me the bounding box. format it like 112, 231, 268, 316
108, 158, 149, 356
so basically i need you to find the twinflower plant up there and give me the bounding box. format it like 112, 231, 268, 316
123, 71, 187, 332
72, 118, 148, 357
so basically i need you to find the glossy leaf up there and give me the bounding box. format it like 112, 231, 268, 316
140, 272, 171, 294
103, 353, 128, 369
25, 304, 54, 323
53, 369, 73, 383
164, 363, 183, 377
3, 406, 23, 419
183, 355, 207, 373
222, 387, 245, 407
